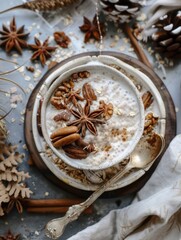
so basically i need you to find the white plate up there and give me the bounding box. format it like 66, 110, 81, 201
32, 54, 166, 191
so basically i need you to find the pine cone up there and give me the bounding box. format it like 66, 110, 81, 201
151, 10, 181, 58
100, 0, 143, 23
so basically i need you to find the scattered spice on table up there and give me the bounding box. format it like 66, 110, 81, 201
0, 17, 29, 54
29, 37, 57, 66
54, 31, 71, 48
79, 14, 105, 43
0, 230, 21, 240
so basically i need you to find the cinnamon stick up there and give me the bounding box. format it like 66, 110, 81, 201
22, 198, 87, 207
123, 23, 153, 69
26, 206, 93, 214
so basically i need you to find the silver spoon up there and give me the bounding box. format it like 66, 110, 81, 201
45, 134, 165, 239
83, 169, 106, 184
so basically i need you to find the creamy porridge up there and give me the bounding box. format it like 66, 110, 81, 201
44, 66, 144, 169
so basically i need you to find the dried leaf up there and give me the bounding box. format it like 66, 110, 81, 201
6, 183, 33, 199
0, 168, 30, 182
0, 181, 10, 216
0, 144, 32, 216
0, 145, 23, 171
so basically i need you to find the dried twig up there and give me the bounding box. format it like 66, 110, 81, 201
0, 0, 78, 14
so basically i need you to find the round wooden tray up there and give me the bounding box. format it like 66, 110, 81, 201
24, 51, 176, 198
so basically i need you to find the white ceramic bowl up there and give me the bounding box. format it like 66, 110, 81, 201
40, 59, 145, 170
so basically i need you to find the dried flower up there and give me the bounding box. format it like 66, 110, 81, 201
0, 17, 29, 54
29, 37, 56, 66
79, 14, 105, 43
0, 144, 32, 216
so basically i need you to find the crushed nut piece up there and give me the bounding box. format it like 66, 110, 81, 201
26, 66, 35, 72
50, 97, 67, 110
99, 100, 113, 120
53, 111, 71, 122
54, 31, 71, 48
144, 113, 159, 135
121, 128, 128, 142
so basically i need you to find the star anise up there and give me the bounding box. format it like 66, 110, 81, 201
66, 89, 84, 106
79, 14, 105, 43
0, 230, 20, 240
29, 37, 57, 66
0, 17, 29, 54
67, 101, 105, 137
5, 197, 23, 214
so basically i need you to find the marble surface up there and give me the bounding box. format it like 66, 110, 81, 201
0, 0, 180, 239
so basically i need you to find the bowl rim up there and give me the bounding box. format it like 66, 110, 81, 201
40, 58, 145, 170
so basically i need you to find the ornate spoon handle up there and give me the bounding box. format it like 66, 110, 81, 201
45, 165, 131, 239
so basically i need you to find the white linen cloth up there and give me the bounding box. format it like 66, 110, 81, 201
68, 135, 181, 240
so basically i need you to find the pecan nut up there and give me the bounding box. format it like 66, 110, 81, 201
142, 91, 154, 110
50, 97, 67, 110
82, 83, 97, 103
50, 126, 78, 139
75, 138, 95, 153
63, 145, 88, 159
53, 133, 80, 148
